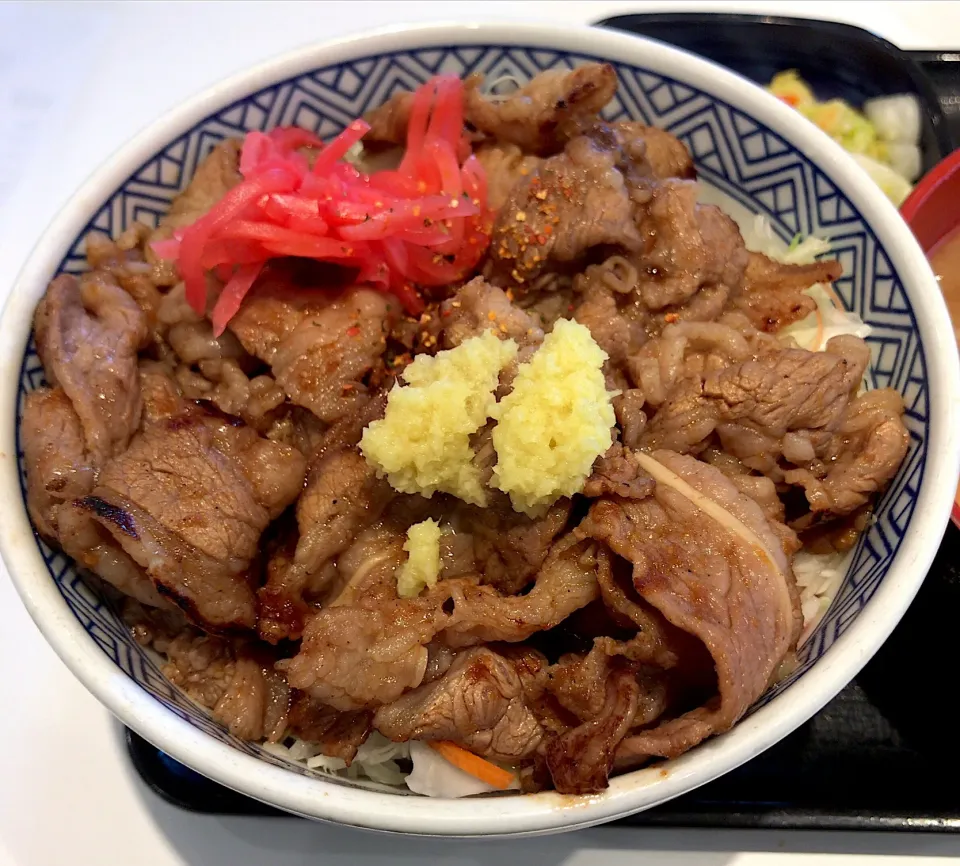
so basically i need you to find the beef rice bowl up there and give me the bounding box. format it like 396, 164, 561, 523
20, 62, 909, 798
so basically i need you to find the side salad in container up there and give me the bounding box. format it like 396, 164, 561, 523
770, 70, 923, 205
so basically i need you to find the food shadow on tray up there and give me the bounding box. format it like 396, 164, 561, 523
127, 522, 960, 831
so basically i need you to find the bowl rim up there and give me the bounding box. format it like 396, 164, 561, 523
1, 18, 958, 837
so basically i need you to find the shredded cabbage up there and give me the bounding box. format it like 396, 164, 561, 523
744, 215, 871, 353
746, 215, 830, 265
779, 284, 871, 352
263, 732, 410, 787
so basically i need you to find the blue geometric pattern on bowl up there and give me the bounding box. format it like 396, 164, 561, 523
15, 45, 927, 779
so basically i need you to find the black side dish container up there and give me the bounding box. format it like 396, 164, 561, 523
597, 12, 956, 172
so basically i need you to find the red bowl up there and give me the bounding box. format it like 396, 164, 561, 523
901, 148, 960, 249
901, 148, 960, 527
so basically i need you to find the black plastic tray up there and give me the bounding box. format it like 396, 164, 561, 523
126, 14, 960, 831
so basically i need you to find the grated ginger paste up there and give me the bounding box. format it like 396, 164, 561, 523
396, 518, 442, 598
492, 318, 616, 516
360, 330, 517, 506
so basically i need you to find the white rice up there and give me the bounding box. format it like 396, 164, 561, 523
792, 549, 850, 645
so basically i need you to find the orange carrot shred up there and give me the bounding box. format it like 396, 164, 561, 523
812, 305, 825, 352
823, 284, 846, 311
427, 741, 516, 790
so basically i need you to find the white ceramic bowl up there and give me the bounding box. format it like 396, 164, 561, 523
2, 21, 958, 836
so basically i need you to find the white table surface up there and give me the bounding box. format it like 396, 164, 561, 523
2, 2, 960, 864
